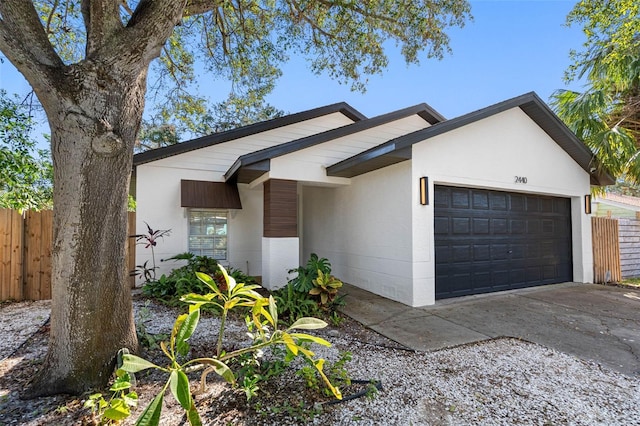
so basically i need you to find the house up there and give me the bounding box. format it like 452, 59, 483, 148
132, 92, 614, 307
593, 193, 640, 219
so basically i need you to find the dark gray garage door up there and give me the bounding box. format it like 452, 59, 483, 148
434, 186, 573, 299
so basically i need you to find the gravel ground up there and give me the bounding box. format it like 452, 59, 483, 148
1, 298, 639, 425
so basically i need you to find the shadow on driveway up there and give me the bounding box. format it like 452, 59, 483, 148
340, 282, 640, 376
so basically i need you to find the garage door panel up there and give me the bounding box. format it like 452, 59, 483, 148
473, 218, 490, 233
452, 190, 470, 208
453, 217, 470, 233
472, 192, 489, 209
491, 218, 508, 233
435, 186, 573, 299
473, 244, 490, 260
490, 192, 508, 210
452, 245, 471, 262
511, 219, 526, 233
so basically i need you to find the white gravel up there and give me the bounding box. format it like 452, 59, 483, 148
2, 299, 639, 425
0, 300, 51, 360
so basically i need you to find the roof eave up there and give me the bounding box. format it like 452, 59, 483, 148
132, 102, 366, 168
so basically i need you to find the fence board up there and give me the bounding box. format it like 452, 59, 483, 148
39, 210, 53, 299
618, 218, 640, 279
0, 209, 24, 300
0, 209, 10, 300
24, 211, 43, 300
591, 216, 622, 283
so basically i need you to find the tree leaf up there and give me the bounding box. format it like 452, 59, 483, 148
121, 354, 160, 373
196, 272, 220, 294
103, 399, 131, 421
289, 333, 332, 347
135, 392, 164, 426
288, 317, 327, 330
170, 370, 193, 411
198, 358, 236, 384
176, 308, 200, 356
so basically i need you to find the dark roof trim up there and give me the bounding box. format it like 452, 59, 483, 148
225, 103, 444, 183
327, 92, 615, 186
133, 102, 366, 167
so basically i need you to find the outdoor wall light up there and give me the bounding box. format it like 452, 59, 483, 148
420, 177, 429, 205
585, 194, 592, 214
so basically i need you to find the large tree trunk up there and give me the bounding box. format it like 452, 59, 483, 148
24, 63, 147, 397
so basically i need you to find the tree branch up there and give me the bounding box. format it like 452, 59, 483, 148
110, 0, 187, 69
184, 0, 221, 17
82, 0, 123, 57
0, 0, 64, 93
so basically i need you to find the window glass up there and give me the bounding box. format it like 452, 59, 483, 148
188, 210, 227, 260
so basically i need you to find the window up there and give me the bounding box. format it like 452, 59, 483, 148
188, 210, 228, 260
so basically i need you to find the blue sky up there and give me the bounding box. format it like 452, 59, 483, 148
0, 0, 586, 141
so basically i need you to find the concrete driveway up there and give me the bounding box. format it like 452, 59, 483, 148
340, 282, 640, 376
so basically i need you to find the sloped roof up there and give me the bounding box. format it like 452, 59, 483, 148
597, 193, 640, 208
326, 92, 615, 186
133, 102, 366, 167
225, 103, 444, 183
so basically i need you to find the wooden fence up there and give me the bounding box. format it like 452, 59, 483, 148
0, 209, 136, 302
619, 218, 640, 278
591, 216, 622, 283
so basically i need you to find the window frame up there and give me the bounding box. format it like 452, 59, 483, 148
187, 209, 229, 261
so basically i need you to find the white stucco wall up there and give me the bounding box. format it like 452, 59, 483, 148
302, 162, 414, 305
262, 237, 300, 290
134, 112, 355, 284
304, 107, 593, 307
410, 107, 593, 305
134, 163, 263, 284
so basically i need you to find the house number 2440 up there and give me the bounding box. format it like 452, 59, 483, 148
515, 176, 528, 184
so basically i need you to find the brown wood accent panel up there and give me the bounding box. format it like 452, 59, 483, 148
181, 180, 242, 209
264, 179, 297, 237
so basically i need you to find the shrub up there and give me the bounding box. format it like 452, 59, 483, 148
285, 253, 345, 313
142, 253, 257, 309
118, 265, 342, 425
273, 283, 321, 325
288, 253, 331, 293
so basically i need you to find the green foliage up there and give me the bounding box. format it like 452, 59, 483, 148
119, 265, 342, 425
83, 370, 138, 425
273, 283, 321, 325
0, 90, 53, 212
142, 253, 257, 311
297, 350, 352, 398
310, 270, 344, 307
133, 0, 470, 143
288, 253, 332, 293
551, 1, 640, 182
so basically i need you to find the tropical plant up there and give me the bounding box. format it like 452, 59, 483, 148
83, 368, 138, 425
130, 223, 171, 282
310, 270, 344, 307
273, 283, 321, 324
288, 253, 332, 293
142, 253, 257, 309
119, 265, 341, 425
551, 0, 640, 183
